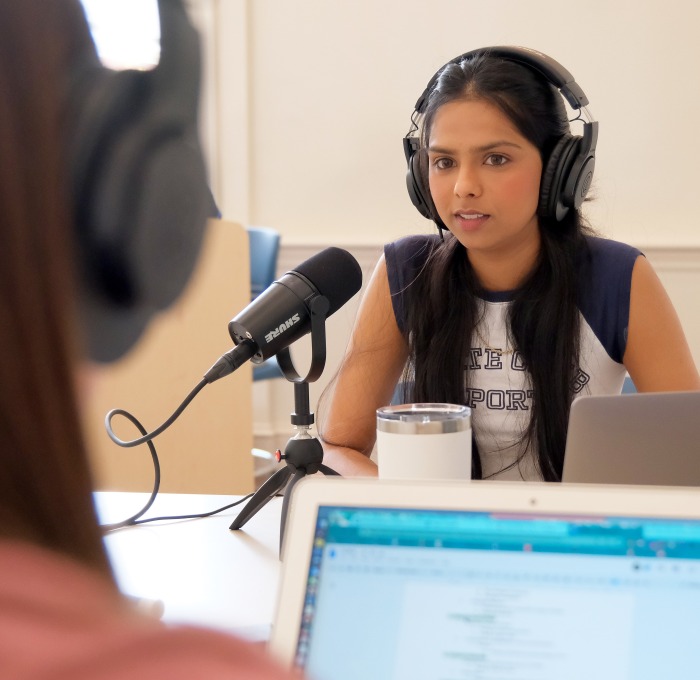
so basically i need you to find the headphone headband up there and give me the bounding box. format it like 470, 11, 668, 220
414, 46, 590, 113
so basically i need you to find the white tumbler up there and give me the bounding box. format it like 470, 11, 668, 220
376, 403, 472, 480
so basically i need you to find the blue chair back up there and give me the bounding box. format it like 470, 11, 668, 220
246, 226, 284, 382
247, 226, 280, 301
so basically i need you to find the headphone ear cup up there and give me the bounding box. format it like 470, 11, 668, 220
69, 0, 212, 363
563, 143, 595, 213
405, 139, 432, 220
538, 134, 580, 222
71, 68, 150, 304
405, 143, 448, 231
408, 151, 433, 221
92, 116, 210, 311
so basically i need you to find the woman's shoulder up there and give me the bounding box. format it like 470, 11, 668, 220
576, 235, 642, 364
383, 233, 441, 333
384, 232, 441, 283
576, 235, 642, 287
581, 235, 642, 265
384, 233, 441, 267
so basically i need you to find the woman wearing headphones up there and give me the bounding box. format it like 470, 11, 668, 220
0, 1, 289, 677
318, 47, 700, 481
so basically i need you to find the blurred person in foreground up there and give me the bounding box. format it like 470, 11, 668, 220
0, 1, 292, 677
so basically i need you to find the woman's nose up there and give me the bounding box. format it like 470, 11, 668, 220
454, 166, 482, 198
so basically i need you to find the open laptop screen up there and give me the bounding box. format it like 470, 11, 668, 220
293, 504, 700, 680
562, 391, 700, 486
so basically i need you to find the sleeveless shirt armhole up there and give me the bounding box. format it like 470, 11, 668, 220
384, 241, 406, 334
384, 235, 439, 336
577, 236, 642, 364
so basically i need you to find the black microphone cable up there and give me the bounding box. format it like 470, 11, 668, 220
102, 493, 259, 531
101, 396, 258, 532
100, 409, 161, 531
100, 403, 258, 531
100, 341, 258, 531
104, 340, 256, 450
100, 246, 362, 529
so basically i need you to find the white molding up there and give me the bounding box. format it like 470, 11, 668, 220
277, 242, 700, 277
641, 245, 700, 272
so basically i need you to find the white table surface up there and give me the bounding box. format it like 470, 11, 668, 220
95, 492, 283, 641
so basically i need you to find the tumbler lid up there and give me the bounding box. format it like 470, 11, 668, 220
376, 403, 471, 435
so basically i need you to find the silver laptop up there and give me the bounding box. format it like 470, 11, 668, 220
562, 391, 700, 486
269, 476, 700, 679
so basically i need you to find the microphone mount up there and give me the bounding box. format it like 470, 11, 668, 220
229, 295, 339, 554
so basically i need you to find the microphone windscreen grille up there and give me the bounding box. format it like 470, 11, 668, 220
294, 247, 362, 316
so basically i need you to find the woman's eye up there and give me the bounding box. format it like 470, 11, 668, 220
485, 154, 508, 167
433, 157, 454, 170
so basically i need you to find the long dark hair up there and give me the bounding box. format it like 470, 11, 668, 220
403, 52, 592, 481
0, 1, 114, 579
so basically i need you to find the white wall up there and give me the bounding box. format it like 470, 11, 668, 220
192, 0, 700, 444
209, 0, 700, 250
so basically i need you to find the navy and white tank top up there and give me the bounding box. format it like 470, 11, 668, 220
385, 234, 641, 480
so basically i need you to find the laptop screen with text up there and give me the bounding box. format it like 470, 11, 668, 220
289, 501, 700, 680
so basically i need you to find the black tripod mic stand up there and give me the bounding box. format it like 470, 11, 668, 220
230, 296, 339, 553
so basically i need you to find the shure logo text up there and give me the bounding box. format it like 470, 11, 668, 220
265, 313, 301, 343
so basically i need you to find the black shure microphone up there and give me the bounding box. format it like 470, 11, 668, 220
204, 247, 362, 383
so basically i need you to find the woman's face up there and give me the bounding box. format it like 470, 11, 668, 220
427, 98, 542, 269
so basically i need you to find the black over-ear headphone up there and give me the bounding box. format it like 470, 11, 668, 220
69, 0, 213, 363
404, 46, 598, 227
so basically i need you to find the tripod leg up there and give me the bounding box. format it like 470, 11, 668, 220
279, 467, 307, 556
229, 466, 292, 530
318, 463, 340, 476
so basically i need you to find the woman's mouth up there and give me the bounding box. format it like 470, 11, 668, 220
454, 211, 490, 230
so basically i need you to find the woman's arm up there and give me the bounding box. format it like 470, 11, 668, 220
317, 255, 410, 476
623, 255, 700, 391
